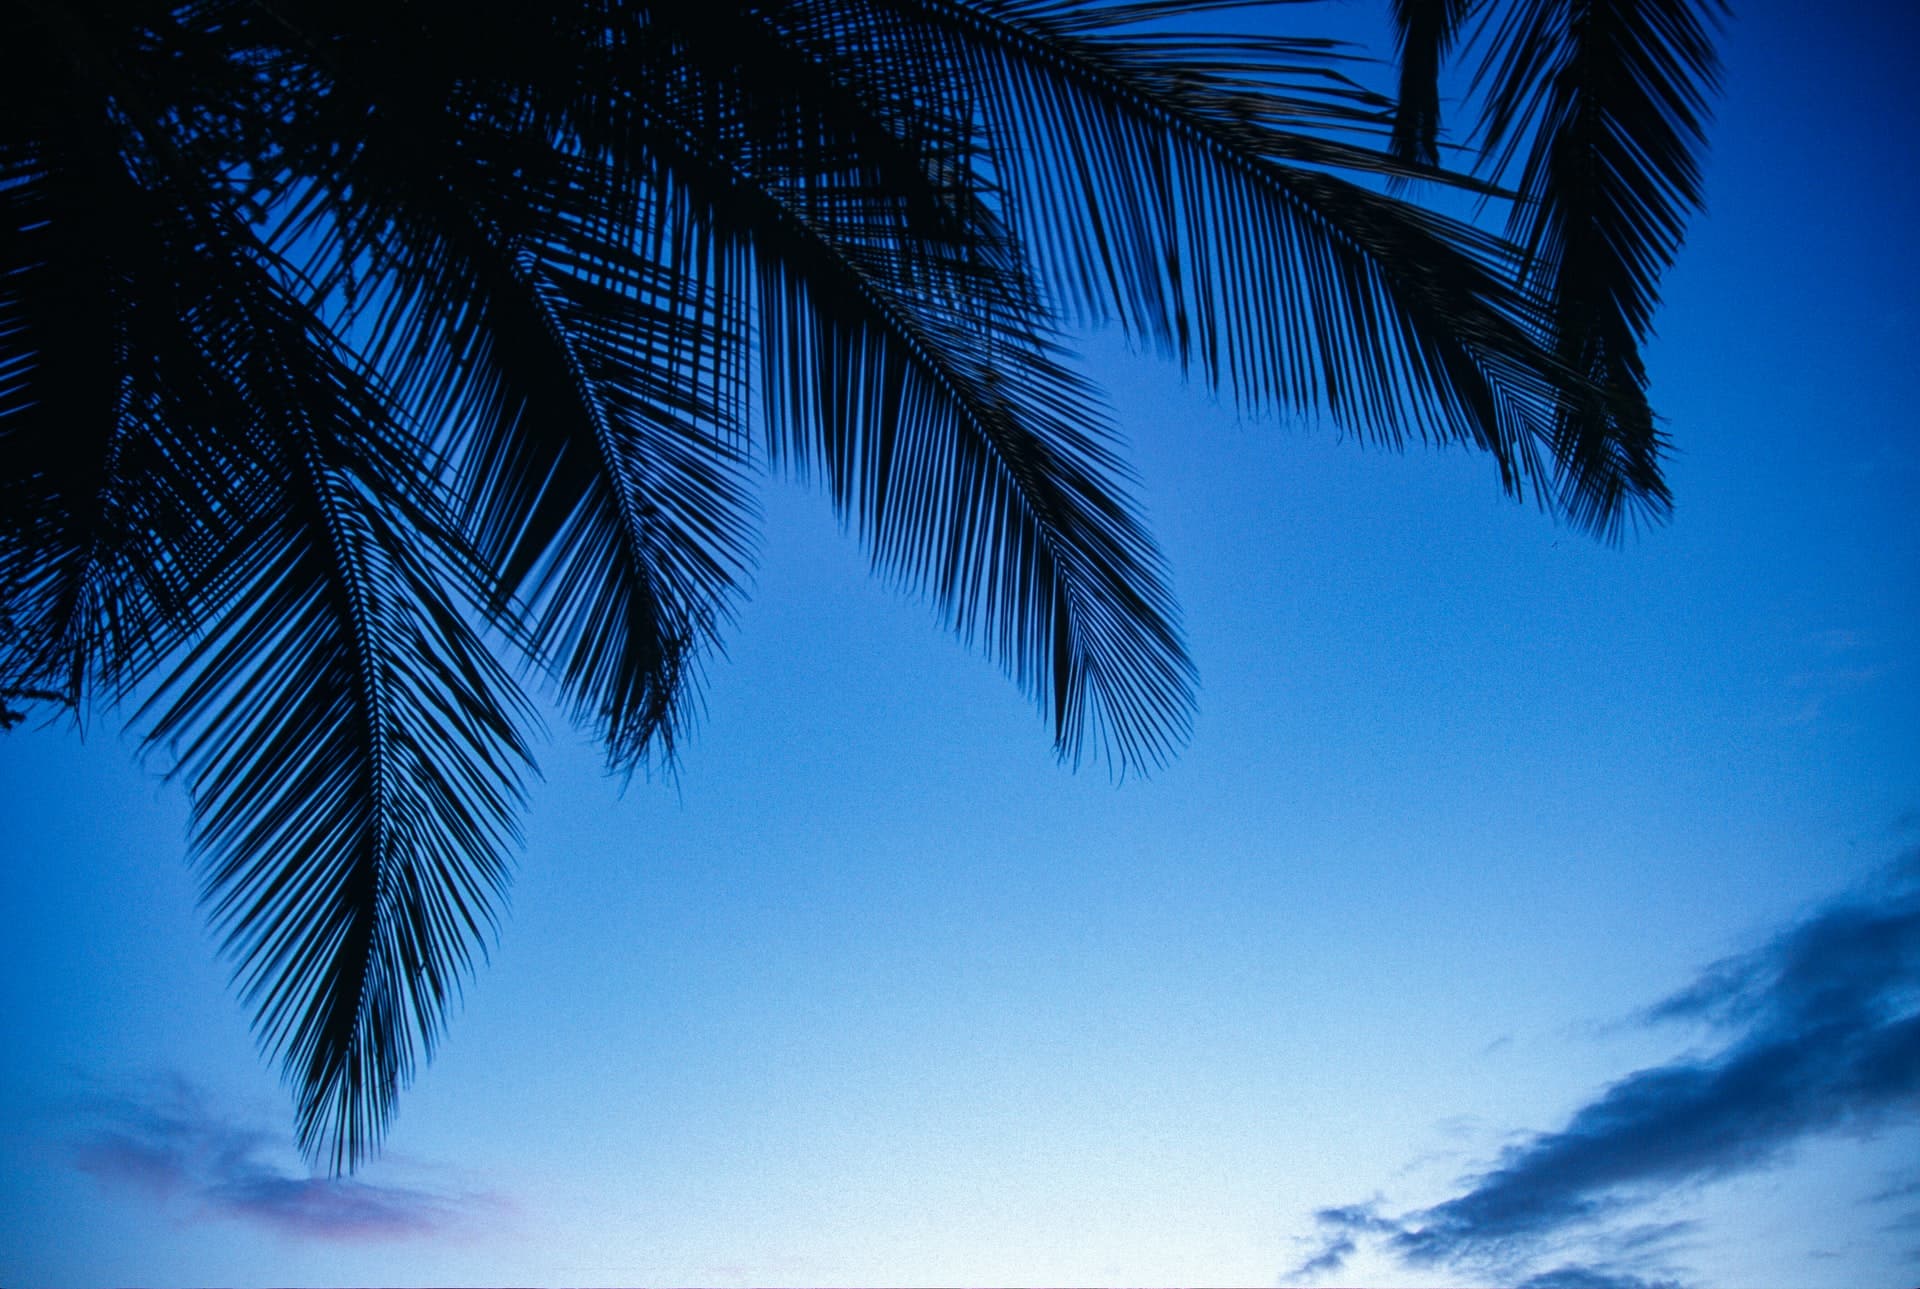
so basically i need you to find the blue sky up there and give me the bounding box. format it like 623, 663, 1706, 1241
2, 2, 1916, 1286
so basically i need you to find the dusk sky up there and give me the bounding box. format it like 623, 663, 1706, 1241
2, 2, 1916, 1286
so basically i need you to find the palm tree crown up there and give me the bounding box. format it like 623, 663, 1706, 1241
0, 0, 1722, 1171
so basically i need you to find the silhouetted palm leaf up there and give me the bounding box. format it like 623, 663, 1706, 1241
1389, 0, 1474, 168
1, 0, 1721, 1170
120, 229, 539, 1172
1467, 0, 1726, 534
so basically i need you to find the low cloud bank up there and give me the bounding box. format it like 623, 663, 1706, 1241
1294, 851, 1920, 1286
71, 1072, 494, 1241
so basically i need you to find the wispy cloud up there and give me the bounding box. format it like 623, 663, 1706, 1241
70, 1072, 498, 1241
1293, 852, 1920, 1285
1513, 1265, 1685, 1289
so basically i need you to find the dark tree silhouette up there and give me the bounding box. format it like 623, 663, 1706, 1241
0, 0, 1722, 1171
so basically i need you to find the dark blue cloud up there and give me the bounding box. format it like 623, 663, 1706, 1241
1514, 1265, 1684, 1289
70, 1072, 494, 1241
1288, 1231, 1354, 1279
1293, 853, 1920, 1285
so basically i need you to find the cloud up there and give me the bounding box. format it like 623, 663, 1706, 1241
1289, 1232, 1353, 1279
1514, 1266, 1684, 1289
1294, 853, 1920, 1284
70, 1072, 496, 1241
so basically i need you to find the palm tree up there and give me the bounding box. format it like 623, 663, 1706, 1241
0, 0, 1722, 1172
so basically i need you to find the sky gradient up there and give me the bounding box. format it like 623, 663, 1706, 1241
2, 1, 1917, 1285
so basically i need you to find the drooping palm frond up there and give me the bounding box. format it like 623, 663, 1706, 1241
1465, 0, 1725, 535
132, 241, 537, 1172
582, 0, 1192, 768
258, 0, 764, 777
6, 2, 538, 1169
856, 0, 1656, 525
752, 220, 1196, 769
1389, 0, 1474, 168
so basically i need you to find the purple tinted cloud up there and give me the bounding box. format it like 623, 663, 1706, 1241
202, 1171, 455, 1239
70, 1072, 492, 1242
1293, 852, 1920, 1286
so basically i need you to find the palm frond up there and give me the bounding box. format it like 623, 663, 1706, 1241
135, 251, 535, 1173
1465, 0, 1725, 535
593, 12, 1193, 770
1389, 0, 1475, 169
1, 8, 538, 1167
756, 230, 1195, 770
258, 10, 760, 775
864, 0, 1644, 526
502, 203, 760, 775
